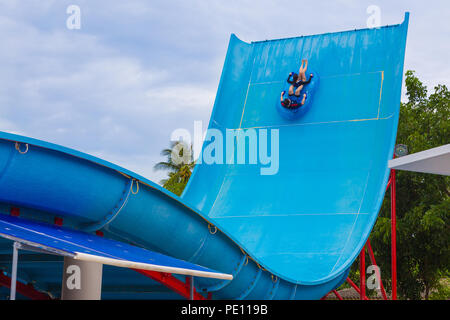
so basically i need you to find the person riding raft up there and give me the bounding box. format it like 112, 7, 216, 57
280, 59, 313, 109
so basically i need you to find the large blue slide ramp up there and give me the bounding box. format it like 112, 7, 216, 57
0, 14, 408, 299
183, 13, 409, 286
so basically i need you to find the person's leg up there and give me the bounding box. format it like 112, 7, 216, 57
300, 93, 307, 105
288, 84, 295, 96
295, 85, 304, 97
298, 60, 305, 75
299, 59, 308, 81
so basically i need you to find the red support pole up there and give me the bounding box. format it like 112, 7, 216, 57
366, 240, 388, 300
385, 177, 392, 192
390, 169, 397, 300
347, 277, 360, 294
332, 290, 343, 300
346, 278, 369, 300
359, 245, 366, 300
0, 272, 51, 300
320, 292, 331, 300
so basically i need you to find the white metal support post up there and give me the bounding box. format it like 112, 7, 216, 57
10, 242, 19, 300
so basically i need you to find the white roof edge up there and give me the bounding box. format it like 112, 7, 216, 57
0, 233, 233, 281
388, 144, 450, 175
74, 252, 233, 280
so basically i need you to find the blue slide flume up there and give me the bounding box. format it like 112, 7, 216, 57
0, 13, 409, 299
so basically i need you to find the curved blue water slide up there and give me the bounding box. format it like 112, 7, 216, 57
0, 14, 408, 299
184, 13, 409, 284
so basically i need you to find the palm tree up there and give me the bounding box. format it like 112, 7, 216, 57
154, 141, 195, 195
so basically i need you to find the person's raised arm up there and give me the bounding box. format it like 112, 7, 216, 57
287, 73, 294, 84
303, 73, 314, 84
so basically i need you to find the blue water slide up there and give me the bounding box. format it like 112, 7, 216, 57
0, 13, 409, 299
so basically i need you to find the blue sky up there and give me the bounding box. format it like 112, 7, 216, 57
0, 0, 448, 182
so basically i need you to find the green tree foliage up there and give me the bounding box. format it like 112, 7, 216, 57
154, 141, 195, 196
358, 71, 449, 299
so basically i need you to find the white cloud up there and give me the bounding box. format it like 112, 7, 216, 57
144, 85, 215, 114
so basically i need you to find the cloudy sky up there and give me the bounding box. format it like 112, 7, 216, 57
0, 0, 448, 182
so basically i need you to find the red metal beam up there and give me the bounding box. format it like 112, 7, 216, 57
359, 245, 366, 300
390, 169, 397, 300
332, 290, 343, 300
320, 292, 331, 300
366, 240, 388, 300
385, 177, 392, 192
347, 277, 360, 294
346, 278, 369, 300
0, 272, 51, 300
133, 269, 208, 300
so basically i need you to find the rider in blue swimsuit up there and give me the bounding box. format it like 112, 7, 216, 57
287, 59, 313, 97
280, 59, 312, 109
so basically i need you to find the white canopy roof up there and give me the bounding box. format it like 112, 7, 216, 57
388, 144, 450, 176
